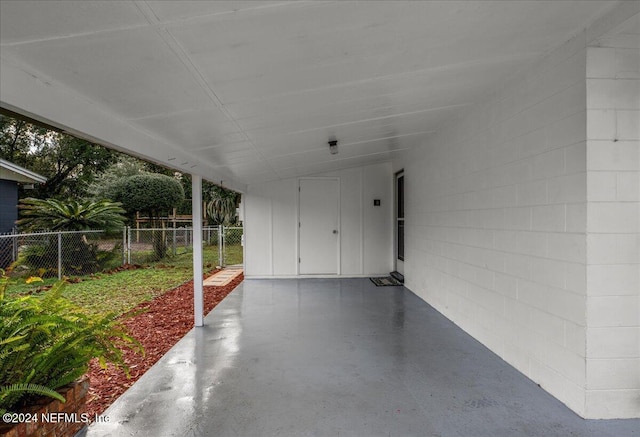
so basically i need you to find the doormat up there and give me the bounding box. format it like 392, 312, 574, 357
370, 276, 402, 287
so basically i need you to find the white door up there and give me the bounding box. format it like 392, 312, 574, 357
299, 178, 340, 274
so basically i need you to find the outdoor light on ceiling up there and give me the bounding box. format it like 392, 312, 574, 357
328, 139, 338, 155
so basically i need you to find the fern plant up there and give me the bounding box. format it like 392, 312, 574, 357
0, 384, 64, 415
0, 270, 143, 412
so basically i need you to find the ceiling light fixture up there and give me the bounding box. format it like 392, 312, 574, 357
328, 139, 338, 155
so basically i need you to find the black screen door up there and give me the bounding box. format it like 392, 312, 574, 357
396, 172, 404, 262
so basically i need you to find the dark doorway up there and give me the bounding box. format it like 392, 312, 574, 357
395, 171, 404, 274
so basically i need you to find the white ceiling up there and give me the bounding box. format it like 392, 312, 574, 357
0, 1, 620, 189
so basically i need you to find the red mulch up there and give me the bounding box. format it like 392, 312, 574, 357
85, 271, 243, 419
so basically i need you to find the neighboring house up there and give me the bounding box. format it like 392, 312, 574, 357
0, 158, 47, 267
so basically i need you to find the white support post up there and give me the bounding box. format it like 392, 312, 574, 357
192, 174, 204, 327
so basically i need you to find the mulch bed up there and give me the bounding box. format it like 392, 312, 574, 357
85, 271, 243, 419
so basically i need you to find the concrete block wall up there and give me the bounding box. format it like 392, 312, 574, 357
403, 5, 639, 418
404, 33, 592, 415
585, 37, 640, 418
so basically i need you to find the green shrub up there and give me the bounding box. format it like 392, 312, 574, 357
18, 239, 121, 277
20, 243, 59, 278
109, 173, 185, 261
0, 271, 143, 413
108, 173, 185, 217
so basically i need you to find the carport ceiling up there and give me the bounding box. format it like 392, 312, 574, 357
0, 1, 615, 190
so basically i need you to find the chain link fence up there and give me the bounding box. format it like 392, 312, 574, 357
0, 230, 122, 279
126, 227, 194, 265
126, 226, 227, 267
221, 226, 243, 267
0, 226, 243, 280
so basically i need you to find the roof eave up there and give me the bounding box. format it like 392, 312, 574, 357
0, 158, 47, 184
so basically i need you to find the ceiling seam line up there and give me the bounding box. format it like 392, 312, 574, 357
214, 148, 411, 172
191, 131, 435, 154
271, 104, 472, 136
239, 132, 435, 160
133, 0, 280, 179
140, 1, 331, 30
162, 24, 281, 177
0, 1, 333, 48
218, 52, 542, 104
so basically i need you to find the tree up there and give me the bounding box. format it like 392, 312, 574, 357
109, 174, 185, 260
109, 174, 185, 220
0, 114, 118, 200
88, 155, 150, 201
32, 135, 117, 200
0, 115, 51, 163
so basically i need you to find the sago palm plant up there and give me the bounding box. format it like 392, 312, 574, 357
16, 198, 126, 275
17, 198, 125, 232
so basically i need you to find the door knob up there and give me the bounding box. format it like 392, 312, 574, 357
333, 230, 339, 234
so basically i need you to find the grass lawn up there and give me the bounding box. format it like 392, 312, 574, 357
5, 244, 243, 317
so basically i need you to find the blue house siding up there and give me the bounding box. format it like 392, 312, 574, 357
0, 179, 18, 268
0, 179, 18, 234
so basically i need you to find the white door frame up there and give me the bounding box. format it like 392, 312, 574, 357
394, 170, 404, 275
297, 177, 341, 276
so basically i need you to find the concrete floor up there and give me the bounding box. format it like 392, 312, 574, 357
80, 279, 639, 437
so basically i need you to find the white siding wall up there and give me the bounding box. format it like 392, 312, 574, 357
403, 33, 591, 415
244, 162, 392, 277
585, 40, 640, 418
